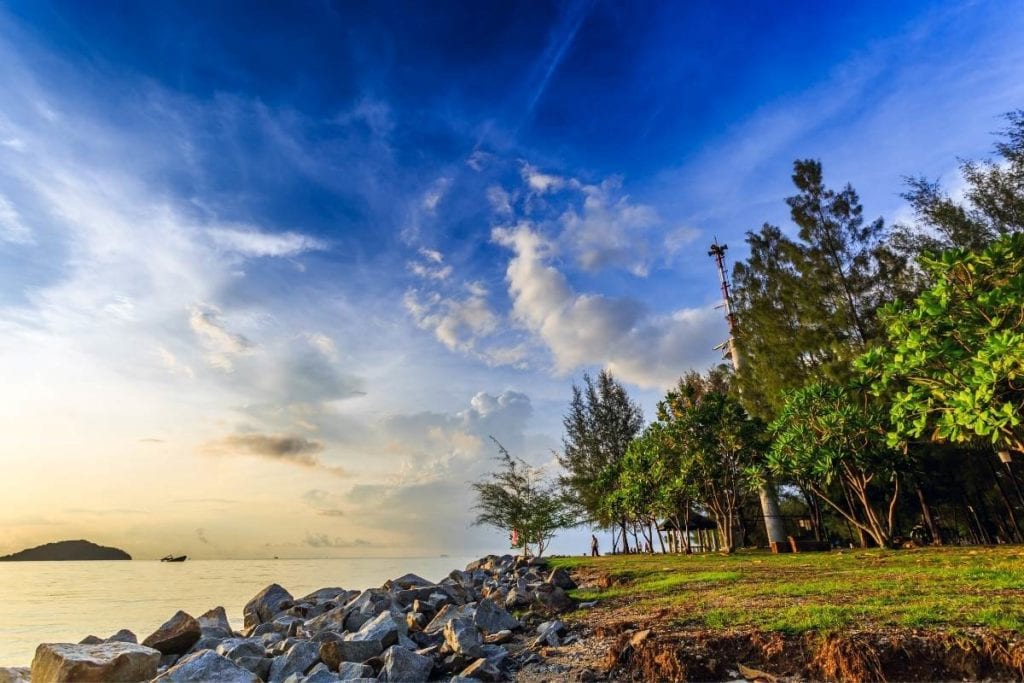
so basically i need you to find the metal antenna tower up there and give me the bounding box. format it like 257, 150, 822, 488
708, 240, 789, 549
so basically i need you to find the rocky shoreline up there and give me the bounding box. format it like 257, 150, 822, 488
1, 554, 588, 683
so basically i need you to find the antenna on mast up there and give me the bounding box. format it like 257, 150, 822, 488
708, 239, 741, 370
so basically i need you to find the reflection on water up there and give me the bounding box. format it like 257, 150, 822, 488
0, 556, 475, 666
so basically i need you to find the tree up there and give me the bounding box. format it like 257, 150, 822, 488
732, 160, 891, 419
859, 233, 1024, 454
657, 371, 764, 552
767, 383, 904, 548
472, 440, 574, 558
559, 370, 644, 551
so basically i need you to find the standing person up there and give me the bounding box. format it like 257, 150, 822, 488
590, 534, 600, 557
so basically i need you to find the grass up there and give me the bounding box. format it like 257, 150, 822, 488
549, 545, 1024, 635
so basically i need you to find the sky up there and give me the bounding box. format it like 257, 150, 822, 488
1, 0, 1022, 560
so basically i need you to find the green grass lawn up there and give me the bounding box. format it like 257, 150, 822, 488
549, 546, 1024, 634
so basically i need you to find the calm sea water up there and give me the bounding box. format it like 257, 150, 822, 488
0, 556, 476, 667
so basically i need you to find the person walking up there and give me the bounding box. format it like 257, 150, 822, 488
590, 534, 600, 557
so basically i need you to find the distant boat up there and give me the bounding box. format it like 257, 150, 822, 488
160, 554, 187, 562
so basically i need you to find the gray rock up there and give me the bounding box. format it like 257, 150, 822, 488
243, 584, 294, 629
423, 603, 474, 636
78, 635, 104, 645
104, 629, 138, 644
480, 644, 507, 669
546, 567, 578, 590
459, 658, 501, 681
443, 617, 483, 658
405, 611, 427, 632
234, 656, 272, 680
379, 645, 433, 682
304, 605, 348, 635
198, 607, 233, 638
154, 650, 260, 682
143, 611, 203, 655
268, 641, 320, 683
534, 620, 565, 647
32, 642, 160, 683
533, 583, 574, 613
186, 634, 223, 655
336, 661, 375, 680
300, 587, 349, 603
0, 667, 29, 683
483, 630, 512, 645
346, 611, 399, 647
385, 573, 434, 590
215, 638, 265, 660
472, 598, 519, 635
319, 639, 384, 667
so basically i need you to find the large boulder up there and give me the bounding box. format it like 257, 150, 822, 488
215, 638, 265, 661
384, 573, 434, 591
300, 587, 349, 603
346, 611, 399, 647
0, 667, 29, 683
379, 645, 433, 682
31, 642, 161, 683
546, 567, 578, 590
533, 583, 575, 613
423, 603, 474, 636
268, 641, 320, 683
103, 629, 138, 644
336, 661, 375, 680
459, 657, 501, 681
143, 610, 202, 655
320, 639, 384, 668
198, 607, 234, 638
304, 605, 348, 635
443, 617, 483, 658
243, 584, 294, 629
154, 649, 260, 682
472, 598, 519, 635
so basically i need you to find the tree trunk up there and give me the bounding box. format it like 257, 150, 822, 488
915, 483, 941, 545
620, 517, 630, 554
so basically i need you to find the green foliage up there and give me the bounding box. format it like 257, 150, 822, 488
860, 233, 1024, 453
732, 160, 891, 419
471, 439, 574, 558
558, 370, 644, 547
768, 383, 904, 547
656, 370, 764, 551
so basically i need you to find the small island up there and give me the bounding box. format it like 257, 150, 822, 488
0, 539, 131, 561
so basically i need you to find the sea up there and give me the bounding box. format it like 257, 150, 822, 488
0, 556, 476, 667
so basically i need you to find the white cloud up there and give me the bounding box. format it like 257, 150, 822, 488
493, 223, 723, 387
189, 304, 254, 371
521, 162, 571, 193
486, 185, 512, 215
422, 177, 451, 213
404, 288, 498, 353
208, 226, 326, 258
560, 177, 660, 276
0, 193, 32, 243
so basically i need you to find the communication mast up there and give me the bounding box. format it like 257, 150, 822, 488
708, 240, 789, 549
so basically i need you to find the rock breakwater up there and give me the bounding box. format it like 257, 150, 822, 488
6, 554, 581, 683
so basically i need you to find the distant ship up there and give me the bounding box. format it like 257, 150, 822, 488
160, 554, 187, 562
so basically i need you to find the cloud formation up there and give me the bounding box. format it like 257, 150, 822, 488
304, 533, 372, 548
209, 226, 327, 258
492, 223, 723, 387
203, 433, 346, 476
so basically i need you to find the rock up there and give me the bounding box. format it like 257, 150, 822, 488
483, 629, 512, 645
160, 654, 181, 668
301, 587, 349, 603
504, 587, 531, 610
235, 656, 272, 680
198, 607, 233, 638
459, 658, 501, 681
346, 610, 399, 647
423, 603, 474, 636
31, 642, 161, 683
336, 661, 375, 680
154, 649, 260, 682
319, 639, 384, 667
533, 583, 574, 613
385, 573, 434, 590
480, 644, 507, 669
443, 617, 484, 658
411, 598, 436, 619
0, 667, 29, 683
78, 635, 103, 645
405, 611, 427, 632
304, 605, 348, 635
534, 620, 566, 647
186, 635, 224, 655
268, 641, 320, 683
104, 629, 138, 644
216, 638, 266, 660
379, 645, 433, 682
243, 583, 294, 629
143, 610, 202, 655
473, 598, 519, 634
546, 567, 578, 590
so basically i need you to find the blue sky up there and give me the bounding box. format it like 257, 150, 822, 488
0, 0, 1022, 559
